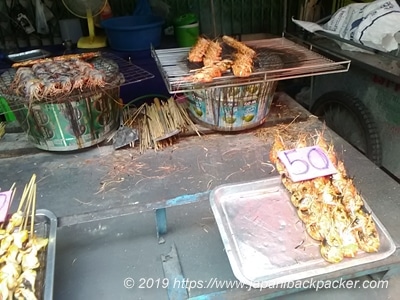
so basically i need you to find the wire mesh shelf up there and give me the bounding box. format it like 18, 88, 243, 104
152, 36, 351, 94
100, 52, 154, 86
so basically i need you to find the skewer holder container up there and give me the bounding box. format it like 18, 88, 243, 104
0, 55, 125, 151
185, 81, 278, 131
11, 86, 121, 151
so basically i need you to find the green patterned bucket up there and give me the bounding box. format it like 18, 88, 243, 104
13, 86, 120, 151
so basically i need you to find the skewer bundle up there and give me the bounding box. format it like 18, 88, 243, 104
269, 132, 380, 263
0, 174, 48, 299
123, 98, 200, 153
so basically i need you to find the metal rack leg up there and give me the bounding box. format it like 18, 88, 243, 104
154, 191, 211, 239
162, 243, 188, 300
156, 208, 167, 239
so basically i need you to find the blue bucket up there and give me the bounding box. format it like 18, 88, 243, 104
101, 15, 164, 51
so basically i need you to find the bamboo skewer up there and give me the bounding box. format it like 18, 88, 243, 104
21, 190, 32, 231
8, 183, 17, 211
30, 183, 37, 239
21, 181, 34, 232
18, 174, 36, 212
9, 183, 16, 202
13, 174, 37, 234
18, 184, 30, 213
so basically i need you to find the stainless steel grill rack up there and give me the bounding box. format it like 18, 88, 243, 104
152, 36, 351, 93
100, 52, 155, 86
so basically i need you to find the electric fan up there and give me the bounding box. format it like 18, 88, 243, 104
62, 0, 108, 48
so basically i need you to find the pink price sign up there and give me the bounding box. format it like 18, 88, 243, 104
0, 190, 12, 223
277, 146, 337, 182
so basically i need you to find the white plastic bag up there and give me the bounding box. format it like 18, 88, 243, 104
35, 0, 49, 34
293, 0, 400, 52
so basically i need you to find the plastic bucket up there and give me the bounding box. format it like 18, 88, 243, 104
174, 13, 199, 47
175, 22, 199, 47
101, 15, 164, 51
12, 87, 120, 151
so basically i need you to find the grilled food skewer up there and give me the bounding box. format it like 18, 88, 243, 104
269, 132, 380, 263
0, 174, 48, 299
11, 51, 101, 68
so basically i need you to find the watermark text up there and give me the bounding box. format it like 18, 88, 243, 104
123, 277, 389, 291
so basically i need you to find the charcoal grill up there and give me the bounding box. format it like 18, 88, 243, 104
151, 36, 351, 131
0, 54, 154, 151
152, 36, 351, 93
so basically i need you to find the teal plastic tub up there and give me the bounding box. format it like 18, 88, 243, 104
101, 15, 164, 51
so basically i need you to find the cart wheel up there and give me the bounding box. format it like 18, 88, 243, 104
311, 91, 382, 166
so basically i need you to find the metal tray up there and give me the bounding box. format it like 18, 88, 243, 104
210, 176, 396, 288
7, 49, 51, 62
34, 209, 57, 300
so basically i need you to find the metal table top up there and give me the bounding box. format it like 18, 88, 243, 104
1, 93, 399, 299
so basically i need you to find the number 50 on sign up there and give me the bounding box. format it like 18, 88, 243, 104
277, 146, 337, 182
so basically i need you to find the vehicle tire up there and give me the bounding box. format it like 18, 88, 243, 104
310, 91, 382, 166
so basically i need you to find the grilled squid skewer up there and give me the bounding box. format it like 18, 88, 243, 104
222, 35, 256, 58
221, 36, 255, 77
203, 40, 222, 66
187, 59, 233, 83
188, 37, 211, 63
231, 52, 253, 77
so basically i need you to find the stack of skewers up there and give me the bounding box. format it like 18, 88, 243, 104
123, 97, 200, 153
0, 174, 48, 299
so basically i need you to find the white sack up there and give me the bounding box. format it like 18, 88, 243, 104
292, 0, 400, 52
